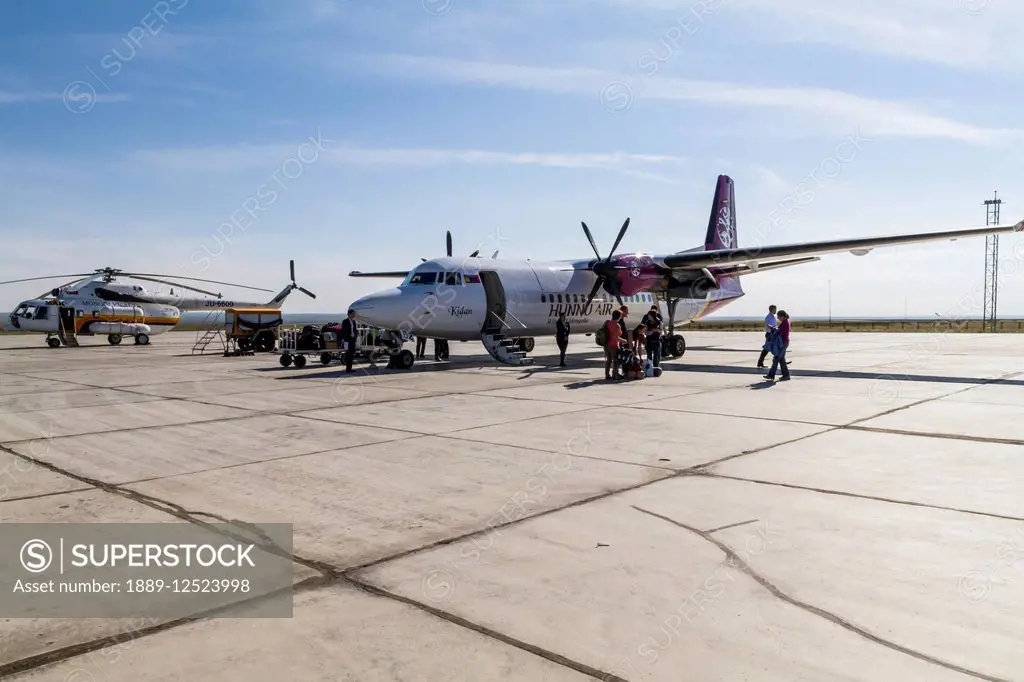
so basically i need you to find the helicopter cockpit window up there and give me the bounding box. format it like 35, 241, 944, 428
407, 271, 438, 285
13, 304, 30, 317
34, 306, 49, 320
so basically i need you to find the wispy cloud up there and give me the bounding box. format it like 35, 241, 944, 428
127, 142, 689, 181
0, 91, 130, 104
345, 54, 1023, 145
592, 0, 1021, 72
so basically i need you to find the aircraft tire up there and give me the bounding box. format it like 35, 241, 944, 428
108, 334, 122, 345
279, 353, 293, 367
398, 349, 414, 369
135, 334, 150, 346
669, 335, 685, 357
293, 354, 307, 368
47, 337, 61, 348
520, 337, 535, 352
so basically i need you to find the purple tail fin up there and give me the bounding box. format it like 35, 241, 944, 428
704, 175, 743, 295
704, 174, 737, 251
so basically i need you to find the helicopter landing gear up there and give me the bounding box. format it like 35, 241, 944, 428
46, 336, 61, 348
134, 333, 150, 346
108, 334, 122, 345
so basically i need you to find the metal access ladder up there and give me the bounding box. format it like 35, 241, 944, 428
191, 311, 227, 355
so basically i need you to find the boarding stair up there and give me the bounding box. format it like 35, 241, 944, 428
481, 310, 532, 366
191, 311, 228, 355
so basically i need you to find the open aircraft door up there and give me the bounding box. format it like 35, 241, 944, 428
58, 306, 76, 337
479, 271, 507, 335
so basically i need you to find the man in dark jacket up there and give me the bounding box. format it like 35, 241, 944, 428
340, 309, 358, 373
555, 312, 570, 366
642, 305, 663, 367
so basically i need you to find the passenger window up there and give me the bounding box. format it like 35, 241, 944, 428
541, 295, 546, 303
557, 294, 563, 303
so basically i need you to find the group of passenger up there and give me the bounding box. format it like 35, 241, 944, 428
757, 304, 791, 381
593, 303, 664, 380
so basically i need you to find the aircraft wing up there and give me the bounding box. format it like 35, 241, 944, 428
712, 256, 820, 276
662, 221, 1024, 270
349, 270, 409, 278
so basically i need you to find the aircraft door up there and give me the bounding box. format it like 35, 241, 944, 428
479, 271, 506, 334
58, 306, 76, 338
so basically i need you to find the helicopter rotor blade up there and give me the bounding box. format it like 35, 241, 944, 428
127, 275, 223, 298
0, 273, 93, 286
123, 273, 273, 293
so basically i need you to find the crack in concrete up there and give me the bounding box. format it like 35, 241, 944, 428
341, 576, 626, 682
704, 518, 758, 534
694, 472, 1024, 523
630, 505, 1010, 682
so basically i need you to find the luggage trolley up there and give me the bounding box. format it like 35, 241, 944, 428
276, 324, 415, 369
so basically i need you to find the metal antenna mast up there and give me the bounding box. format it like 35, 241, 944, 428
982, 191, 1001, 332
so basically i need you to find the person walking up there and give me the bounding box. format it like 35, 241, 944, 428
764, 310, 791, 381
555, 312, 570, 366
340, 309, 358, 373
757, 304, 777, 369
604, 310, 623, 380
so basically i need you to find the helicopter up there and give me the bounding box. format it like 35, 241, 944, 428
1, 260, 315, 348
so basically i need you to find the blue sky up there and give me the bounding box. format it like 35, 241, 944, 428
2, 0, 1023, 318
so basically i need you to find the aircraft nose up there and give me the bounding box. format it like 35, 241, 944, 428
349, 288, 405, 329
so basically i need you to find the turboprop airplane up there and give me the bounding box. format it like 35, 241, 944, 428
1, 261, 314, 348
347, 175, 1024, 366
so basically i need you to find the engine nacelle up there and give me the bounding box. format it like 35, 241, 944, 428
666, 267, 720, 299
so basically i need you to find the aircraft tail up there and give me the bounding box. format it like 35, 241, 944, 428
704, 174, 737, 251
703, 174, 743, 296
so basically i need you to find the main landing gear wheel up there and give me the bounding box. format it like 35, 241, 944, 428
134, 333, 150, 346
397, 349, 414, 369
519, 337, 535, 353
293, 354, 307, 369
107, 334, 122, 345
46, 337, 60, 348
279, 353, 293, 367
666, 335, 686, 358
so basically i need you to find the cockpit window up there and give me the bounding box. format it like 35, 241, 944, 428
408, 271, 438, 285
443, 272, 461, 286
34, 306, 48, 320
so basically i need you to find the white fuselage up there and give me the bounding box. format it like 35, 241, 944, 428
349, 257, 739, 341
6, 297, 180, 336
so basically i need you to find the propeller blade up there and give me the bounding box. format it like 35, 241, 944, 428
297, 286, 316, 299
0, 273, 93, 286
469, 250, 480, 258
290, 259, 295, 282
581, 222, 601, 260
126, 273, 273, 293
585, 277, 604, 307
421, 258, 427, 263
605, 275, 625, 308
446, 231, 453, 257
607, 217, 630, 259
491, 250, 499, 258
128, 275, 223, 298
